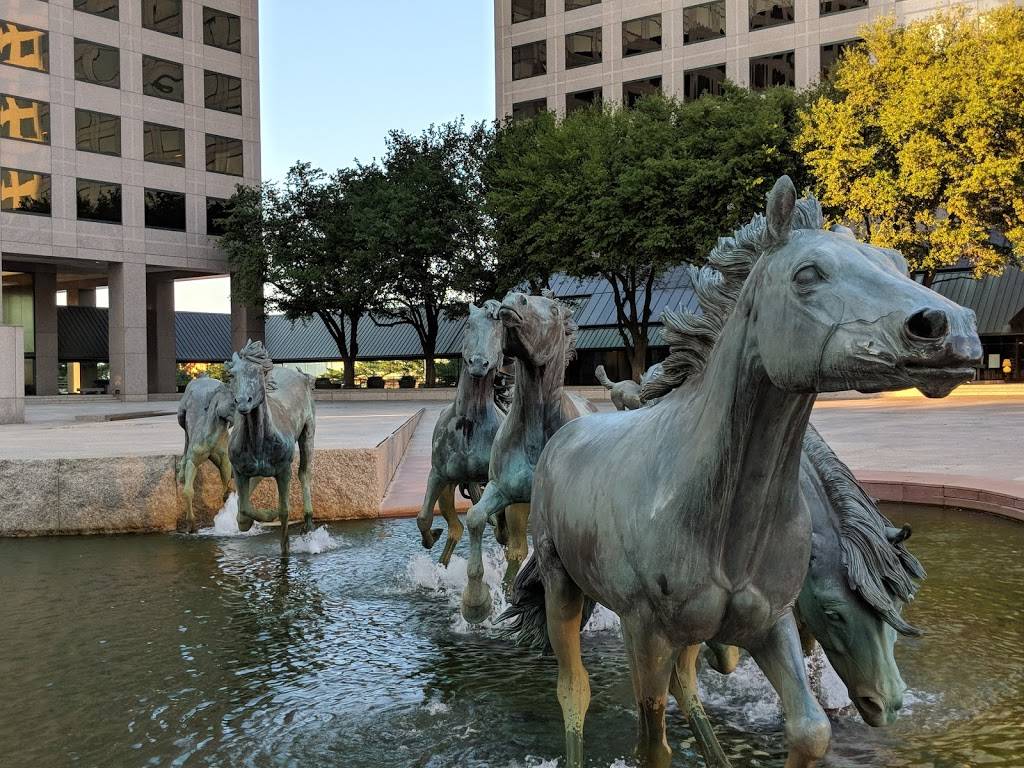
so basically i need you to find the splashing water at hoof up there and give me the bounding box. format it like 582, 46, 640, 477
198, 493, 263, 537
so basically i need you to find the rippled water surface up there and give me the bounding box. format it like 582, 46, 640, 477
0, 503, 1020, 768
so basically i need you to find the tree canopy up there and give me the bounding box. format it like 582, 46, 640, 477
796, 7, 1024, 279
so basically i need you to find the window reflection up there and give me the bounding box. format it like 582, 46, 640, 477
76, 179, 122, 224
684, 1, 726, 44
1, 168, 51, 215
566, 0, 600, 9
511, 98, 547, 121
512, 0, 545, 23
820, 0, 867, 15
74, 0, 119, 20
566, 27, 601, 69
143, 55, 184, 102
0, 95, 50, 144
144, 123, 185, 166
749, 51, 795, 88
204, 70, 242, 114
203, 7, 241, 52
206, 197, 228, 236
566, 87, 601, 114
205, 134, 243, 176
512, 41, 546, 81
820, 38, 861, 79
749, 0, 794, 30
0, 21, 49, 73
142, 0, 183, 37
76, 109, 121, 156
623, 15, 661, 57
74, 39, 120, 88
145, 188, 186, 230
684, 64, 727, 99
623, 76, 661, 108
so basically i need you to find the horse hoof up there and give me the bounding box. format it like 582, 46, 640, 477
421, 527, 442, 550
461, 582, 492, 624
236, 514, 254, 532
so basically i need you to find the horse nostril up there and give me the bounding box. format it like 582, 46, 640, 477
857, 695, 885, 718
906, 308, 949, 340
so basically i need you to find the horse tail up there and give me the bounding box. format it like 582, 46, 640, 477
498, 553, 596, 653
594, 365, 615, 391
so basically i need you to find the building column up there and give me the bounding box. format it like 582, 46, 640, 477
33, 271, 58, 396
230, 271, 265, 352
147, 274, 177, 394
109, 262, 148, 401
68, 287, 98, 393
0, 258, 25, 422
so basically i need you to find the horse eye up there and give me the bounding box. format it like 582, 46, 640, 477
825, 610, 845, 624
794, 265, 823, 287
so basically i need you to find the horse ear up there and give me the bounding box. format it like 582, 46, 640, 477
540, 288, 555, 300
830, 223, 855, 237
469, 303, 480, 315
886, 524, 912, 545
766, 175, 797, 244
482, 299, 502, 319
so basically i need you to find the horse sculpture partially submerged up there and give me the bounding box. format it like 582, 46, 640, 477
226, 340, 317, 557
418, 301, 509, 566
670, 424, 926, 767
503, 177, 980, 768
177, 375, 235, 533
460, 291, 595, 621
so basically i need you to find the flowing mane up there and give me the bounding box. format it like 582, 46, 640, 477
803, 424, 926, 636
235, 339, 275, 373
641, 197, 824, 401
540, 289, 578, 370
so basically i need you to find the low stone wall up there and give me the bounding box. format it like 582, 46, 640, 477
0, 409, 423, 536
858, 470, 1024, 524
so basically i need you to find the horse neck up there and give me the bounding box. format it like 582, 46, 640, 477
453, 366, 497, 426
507, 343, 566, 451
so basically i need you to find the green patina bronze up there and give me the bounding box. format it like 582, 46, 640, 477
176, 375, 235, 533
500, 177, 981, 768
226, 340, 316, 557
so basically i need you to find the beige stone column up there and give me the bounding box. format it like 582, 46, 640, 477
109, 262, 148, 401
0, 256, 25, 422
33, 271, 59, 396
230, 271, 265, 351
147, 274, 177, 394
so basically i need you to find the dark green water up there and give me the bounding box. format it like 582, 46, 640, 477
0, 503, 1020, 768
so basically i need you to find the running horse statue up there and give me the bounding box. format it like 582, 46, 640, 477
176, 375, 235, 533
670, 424, 926, 767
417, 300, 510, 566
460, 291, 595, 620
501, 177, 980, 768
226, 340, 317, 557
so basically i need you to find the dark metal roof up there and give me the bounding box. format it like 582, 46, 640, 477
928, 267, 1024, 336
176, 312, 232, 362
58, 306, 108, 362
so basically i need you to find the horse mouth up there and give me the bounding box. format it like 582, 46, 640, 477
498, 306, 522, 327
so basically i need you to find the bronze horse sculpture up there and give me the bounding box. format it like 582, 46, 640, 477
176, 375, 235, 533
226, 340, 317, 557
460, 291, 596, 621
669, 424, 926, 767
418, 300, 510, 566
595, 363, 664, 411
501, 177, 980, 768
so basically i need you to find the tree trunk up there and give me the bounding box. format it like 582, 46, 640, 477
424, 356, 436, 388
922, 270, 935, 289
628, 335, 648, 382
343, 354, 356, 388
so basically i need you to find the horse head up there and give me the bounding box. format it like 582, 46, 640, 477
750, 176, 981, 397
498, 291, 576, 369
463, 300, 504, 378
226, 339, 275, 415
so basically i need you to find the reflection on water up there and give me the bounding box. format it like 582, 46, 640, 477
0, 504, 1020, 767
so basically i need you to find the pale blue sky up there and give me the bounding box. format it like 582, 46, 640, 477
177, 0, 496, 312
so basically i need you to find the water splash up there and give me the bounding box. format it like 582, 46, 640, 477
290, 526, 343, 555
582, 603, 621, 635
198, 494, 263, 537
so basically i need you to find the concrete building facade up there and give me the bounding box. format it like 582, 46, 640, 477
494, 0, 1003, 119
0, 0, 262, 408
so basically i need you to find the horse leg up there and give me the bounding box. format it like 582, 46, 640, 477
416, 470, 446, 551
704, 642, 740, 675
181, 457, 198, 534
438, 483, 462, 568
210, 449, 233, 502
669, 645, 732, 768
466, 482, 482, 504
460, 483, 507, 623
748, 612, 831, 768
502, 502, 530, 589
298, 426, 314, 534
276, 470, 292, 558
539, 538, 590, 768
235, 470, 255, 532
623, 617, 676, 768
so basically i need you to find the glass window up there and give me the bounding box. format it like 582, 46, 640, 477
74, 39, 120, 88
142, 0, 182, 37
145, 188, 186, 230
749, 51, 795, 89
76, 109, 121, 156
205, 134, 243, 176
623, 76, 661, 108
204, 70, 242, 114
566, 27, 601, 69
820, 0, 867, 14
749, 0, 794, 30
820, 38, 861, 79
0, 21, 49, 73
566, 0, 600, 9
203, 7, 241, 52
511, 98, 547, 121
143, 122, 185, 166
684, 64, 727, 99
74, 0, 119, 20
206, 197, 228, 236
566, 87, 601, 114
684, 1, 726, 44
622, 15, 661, 57
512, 0, 545, 23
512, 40, 546, 81
1, 168, 51, 215
0, 95, 50, 144
76, 179, 122, 224
143, 55, 184, 102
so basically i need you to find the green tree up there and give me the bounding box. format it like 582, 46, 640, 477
357, 120, 494, 387
485, 89, 808, 380
219, 163, 379, 387
797, 7, 1024, 282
